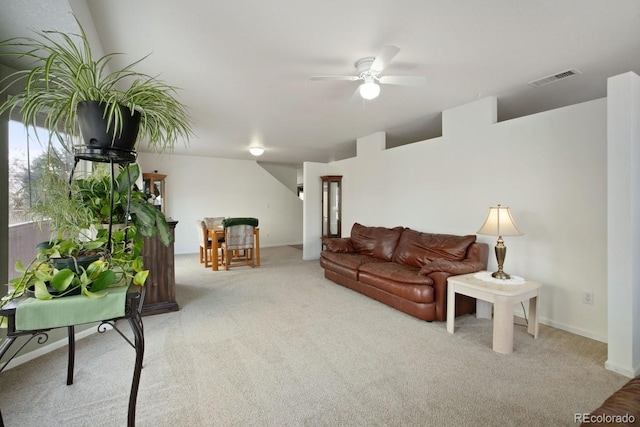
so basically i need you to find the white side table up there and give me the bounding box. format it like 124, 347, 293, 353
446, 272, 541, 354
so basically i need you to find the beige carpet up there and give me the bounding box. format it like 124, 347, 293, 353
0, 246, 629, 426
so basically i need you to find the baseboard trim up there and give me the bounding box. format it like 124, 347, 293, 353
536, 316, 607, 343
604, 360, 638, 378
512, 306, 607, 343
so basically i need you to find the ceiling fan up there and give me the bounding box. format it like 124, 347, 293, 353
311, 45, 426, 100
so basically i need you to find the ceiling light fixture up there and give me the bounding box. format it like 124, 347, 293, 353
359, 76, 380, 100
249, 146, 264, 156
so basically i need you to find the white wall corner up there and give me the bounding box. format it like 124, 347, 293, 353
356, 132, 386, 157
442, 96, 498, 137
302, 162, 328, 260
606, 71, 640, 377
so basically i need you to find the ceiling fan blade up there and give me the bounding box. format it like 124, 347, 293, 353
370, 45, 400, 73
378, 75, 426, 86
311, 76, 360, 81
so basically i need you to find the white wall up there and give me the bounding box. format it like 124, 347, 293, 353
309, 96, 609, 343
302, 162, 327, 260
296, 167, 303, 186
137, 152, 303, 255
606, 72, 640, 377
259, 163, 299, 193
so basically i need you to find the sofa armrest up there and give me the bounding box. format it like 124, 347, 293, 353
419, 259, 486, 276
323, 237, 355, 253
582, 376, 640, 426
428, 270, 478, 321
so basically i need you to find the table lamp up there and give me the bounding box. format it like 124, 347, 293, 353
477, 205, 523, 279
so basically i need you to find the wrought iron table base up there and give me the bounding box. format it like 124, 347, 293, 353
0, 289, 145, 427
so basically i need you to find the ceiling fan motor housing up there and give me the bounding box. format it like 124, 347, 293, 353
355, 57, 376, 78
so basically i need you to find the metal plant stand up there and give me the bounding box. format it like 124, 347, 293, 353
70, 147, 138, 251
0, 287, 145, 427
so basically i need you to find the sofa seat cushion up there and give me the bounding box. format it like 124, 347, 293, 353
359, 262, 433, 285
359, 263, 435, 303
321, 251, 381, 271
392, 229, 477, 268
350, 223, 404, 261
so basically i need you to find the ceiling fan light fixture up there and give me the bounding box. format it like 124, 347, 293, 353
249, 146, 264, 156
359, 81, 380, 100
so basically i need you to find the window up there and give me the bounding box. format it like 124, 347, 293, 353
8, 119, 75, 225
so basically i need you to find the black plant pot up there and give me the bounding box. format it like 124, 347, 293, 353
25, 251, 101, 298
36, 241, 101, 274
76, 101, 141, 163
26, 283, 82, 298
49, 254, 102, 275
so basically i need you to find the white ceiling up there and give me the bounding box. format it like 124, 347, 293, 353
2, 0, 640, 167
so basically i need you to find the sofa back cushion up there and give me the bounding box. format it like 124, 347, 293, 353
350, 223, 404, 261
392, 229, 477, 267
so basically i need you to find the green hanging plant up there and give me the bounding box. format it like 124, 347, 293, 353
0, 16, 193, 154
1, 227, 149, 308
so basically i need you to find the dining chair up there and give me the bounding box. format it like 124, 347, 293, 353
196, 220, 212, 268
221, 217, 259, 270
203, 216, 225, 230
204, 217, 225, 268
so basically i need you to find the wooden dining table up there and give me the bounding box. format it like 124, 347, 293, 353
207, 226, 260, 271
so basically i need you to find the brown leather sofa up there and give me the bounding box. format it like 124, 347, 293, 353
581, 376, 640, 426
320, 223, 489, 322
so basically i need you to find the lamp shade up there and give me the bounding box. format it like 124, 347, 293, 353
477, 205, 523, 237
359, 80, 380, 100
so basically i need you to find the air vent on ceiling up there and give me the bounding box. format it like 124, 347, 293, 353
528, 69, 581, 87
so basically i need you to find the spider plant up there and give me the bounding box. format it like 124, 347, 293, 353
0, 16, 193, 154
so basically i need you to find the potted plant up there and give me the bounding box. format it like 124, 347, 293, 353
76, 163, 173, 246
1, 158, 177, 304
1, 227, 148, 306
0, 16, 193, 157
0, 162, 164, 307
0, 17, 184, 308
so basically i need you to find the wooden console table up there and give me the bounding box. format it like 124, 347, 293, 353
0, 286, 145, 427
140, 219, 179, 315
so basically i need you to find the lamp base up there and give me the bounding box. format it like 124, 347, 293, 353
492, 237, 511, 280
491, 270, 511, 280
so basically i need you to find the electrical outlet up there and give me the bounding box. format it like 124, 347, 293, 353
582, 291, 594, 305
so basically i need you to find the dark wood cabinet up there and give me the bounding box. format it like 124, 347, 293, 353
321, 175, 342, 238
141, 219, 179, 316
142, 172, 166, 214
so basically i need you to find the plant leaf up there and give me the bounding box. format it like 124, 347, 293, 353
132, 256, 144, 272
86, 259, 108, 275
83, 240, 106, 250
132, 270, 149, 286
50, 269, 75, 292
89, 270, 116, 292
14, 259, 27, 273
34, 280, 53, 300
154, 209, 173, 246
81, 288, 108, 299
